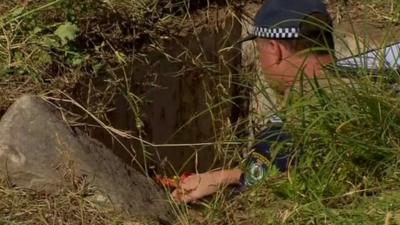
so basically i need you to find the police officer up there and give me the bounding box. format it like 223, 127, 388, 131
172, 0, 335, 203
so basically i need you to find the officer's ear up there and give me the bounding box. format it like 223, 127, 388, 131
257, 39, 283, 65
270, 40, 284, 64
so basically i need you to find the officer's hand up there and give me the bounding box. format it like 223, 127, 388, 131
171, 172, 219, 203
171, 169, 242, 204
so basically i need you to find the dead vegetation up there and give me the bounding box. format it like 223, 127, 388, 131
0, 180, 124, 224
0, 176, 161, 225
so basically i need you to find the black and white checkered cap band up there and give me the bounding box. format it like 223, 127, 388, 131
253, 27, 300, 39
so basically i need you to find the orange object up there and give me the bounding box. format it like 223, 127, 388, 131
155, 173, 194, 189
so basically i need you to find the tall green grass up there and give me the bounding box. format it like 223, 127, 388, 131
185, 72, 400, 225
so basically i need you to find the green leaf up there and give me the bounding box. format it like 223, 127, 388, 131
92, 63, 104, 74
115, 51, 127, 65
33, 27, 42, 34
54, 22, 79, 46
71, 55, 84, 66
36, 50, 52, 66
11, 7, 25, 18
42, 36, 60, 48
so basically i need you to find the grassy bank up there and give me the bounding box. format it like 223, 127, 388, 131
178, 73, 400, 225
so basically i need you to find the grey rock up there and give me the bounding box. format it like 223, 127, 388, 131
0, 95, 171, 222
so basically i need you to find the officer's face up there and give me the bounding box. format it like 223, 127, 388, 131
257, 38, 334, 94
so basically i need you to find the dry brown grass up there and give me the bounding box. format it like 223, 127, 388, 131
0, 178, 150, 225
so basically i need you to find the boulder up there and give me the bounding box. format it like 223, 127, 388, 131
0, 95, 171, 222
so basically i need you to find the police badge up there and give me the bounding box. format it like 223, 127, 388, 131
240, 116, 293, 187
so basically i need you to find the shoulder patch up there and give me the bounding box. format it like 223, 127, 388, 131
269, 114, 283, 126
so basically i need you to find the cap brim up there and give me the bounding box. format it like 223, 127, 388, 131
234, 35, 257, 46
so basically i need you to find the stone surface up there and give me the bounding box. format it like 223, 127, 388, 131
0, 95, 171, 222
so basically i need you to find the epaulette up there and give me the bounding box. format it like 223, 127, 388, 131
328, 41, 400, 75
